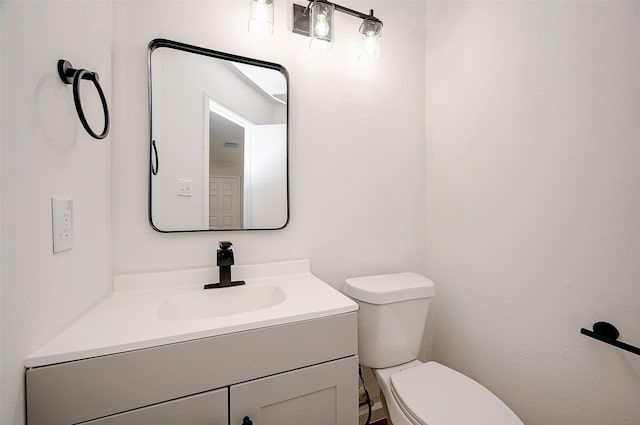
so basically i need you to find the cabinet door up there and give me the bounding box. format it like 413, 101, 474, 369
83, 387, 227, 425
230, 356, 358, 425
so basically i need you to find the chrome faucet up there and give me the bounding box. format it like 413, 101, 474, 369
204, 241, 246, 289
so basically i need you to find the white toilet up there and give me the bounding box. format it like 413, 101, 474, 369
344, 272, 524, 425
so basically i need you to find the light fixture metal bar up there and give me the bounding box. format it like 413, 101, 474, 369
305, 0, 375, 21
333, 4, 373, 21
293, 1, 381, 38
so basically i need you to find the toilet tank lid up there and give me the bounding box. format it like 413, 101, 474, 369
344, 272, 435, 305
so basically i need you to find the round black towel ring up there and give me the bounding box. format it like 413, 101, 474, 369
57, 59, 110, 140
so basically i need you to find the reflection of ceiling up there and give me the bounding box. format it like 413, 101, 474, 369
210, 111, 244, 163
231, 62, 287, 104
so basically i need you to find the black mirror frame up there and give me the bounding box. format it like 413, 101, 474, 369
147, 38, 290, 233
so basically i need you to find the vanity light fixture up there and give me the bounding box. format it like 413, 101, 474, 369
248, 0, 274, 36
249, 0, 383, 62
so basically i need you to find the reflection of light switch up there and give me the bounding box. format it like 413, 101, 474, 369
177, 178, 192, 197
52, 198, 74, 253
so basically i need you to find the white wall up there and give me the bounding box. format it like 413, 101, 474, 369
112, 1, 426, 289
0, 4, 3, 422
424, 2, 640, 424
0, 2, 113, 424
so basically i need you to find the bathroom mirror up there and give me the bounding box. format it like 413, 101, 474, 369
148, 39, 289, 232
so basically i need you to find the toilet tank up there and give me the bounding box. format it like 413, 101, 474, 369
344, 273, 435, 369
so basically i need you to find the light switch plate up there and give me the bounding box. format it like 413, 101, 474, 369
52, 198, 73, 253
177, 178, 192, 197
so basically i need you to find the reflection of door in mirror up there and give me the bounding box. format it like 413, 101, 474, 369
207, 101, 247, 229
209, 176, 241, 229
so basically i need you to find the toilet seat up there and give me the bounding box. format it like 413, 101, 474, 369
389, 362, 524, 425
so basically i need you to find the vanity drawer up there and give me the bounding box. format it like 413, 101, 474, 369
26, 312, 357, 425
83, 387, 227, 425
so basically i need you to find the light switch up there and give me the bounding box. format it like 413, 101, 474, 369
177, 178, 192, 197
52, 198, 74, 253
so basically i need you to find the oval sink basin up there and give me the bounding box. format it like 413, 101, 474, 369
157, 285, 286, 321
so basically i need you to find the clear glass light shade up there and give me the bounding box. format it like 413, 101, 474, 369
309, 1, 335, 52
248, 0, 274, 36
358, 18, 383, 63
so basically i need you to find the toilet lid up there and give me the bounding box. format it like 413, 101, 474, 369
344, 272, 435, 305
390, 362, 524, 425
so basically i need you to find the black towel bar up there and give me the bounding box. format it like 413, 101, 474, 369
57, 59, 110, 140
580, 322, 640, 356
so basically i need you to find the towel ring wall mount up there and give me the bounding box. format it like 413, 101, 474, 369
57, 59, 110, 140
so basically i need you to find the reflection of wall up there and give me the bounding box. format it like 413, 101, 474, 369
211, 161, 243, 179
151, 49, 206, 230
209, 110, 244, 203
247, 124, 287, 229
160, 48, 285, 126
152, 47, 286, 230
209, 111, 244, 168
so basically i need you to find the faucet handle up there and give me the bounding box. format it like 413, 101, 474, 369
219, 241, 233, 250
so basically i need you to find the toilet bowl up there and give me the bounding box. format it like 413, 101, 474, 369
344, 273, 524, 425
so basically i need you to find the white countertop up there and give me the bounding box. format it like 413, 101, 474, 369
25, 260, 358, 368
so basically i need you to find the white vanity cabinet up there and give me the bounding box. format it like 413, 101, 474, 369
26, 313, 358, 425
75, 357, 357, 425
73, 356, 357, 425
